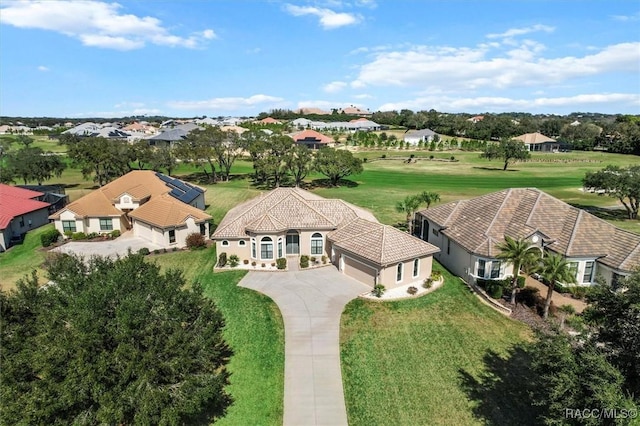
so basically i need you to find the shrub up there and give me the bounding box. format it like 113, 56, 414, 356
381, 154, 386, 159
276, 258, 287, 270
429, 155, 434, 159
321, 255, 327, 264
310, 256, 316, 263
71, 232, 87, 241
450, 156, 455, 161
243, 259, 249, 265
407, 286, 418, 295
487, 283, 504, 299
372, 284, 386, 298
431, 270, 442, 281
422, 278, 433, 289
228, 255, 239, 268
300, 255, 309, 269
110, 229, 121, 238
163, 248, 168, 254
517, 286, 541, 308
251, 261, 257, 267
86, 232, 98, 240
63, 230, 73, 238
271, 262, 276, 267
186, 232, 206, 250
138, 247, 150, 255
261, 263, 266, 268
40, 228, 61, 247
517, 275, 526, 288
154, 249, 160, 255
172, 247, 178, 252
218, 252, 227, 267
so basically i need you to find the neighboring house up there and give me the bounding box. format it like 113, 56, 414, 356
147, 128, 190, 148
0, 184, 51, 251
310, 119, 381, 132
49, 171, 212, 248
467, 115, 485, 123
416, 188, 640, 288
213, 188, 439, 288
340, 106, 372, 117
514, 132, 560, 152
289, 129, 333, 149
297, 107, 331, 115
291, 118, 313, 129
219, 125, 248, 135
404, 129, 436, 145
17, 185, 69, 213
256, 117, 282, 125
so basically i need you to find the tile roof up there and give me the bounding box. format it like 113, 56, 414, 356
49, 171, 207, 229
290, 129, 333, 144
212, 187, 376, 238
418, 188, 640, 272
328, 218, 439, 265
128, 194, 211, 228
514, 132, 556, 144
0, 184, 50, 229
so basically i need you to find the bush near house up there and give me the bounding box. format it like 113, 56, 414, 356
40, 228, 61, 247
218, 252, 227, 267
228, 255, 239, 267
476, 277, 525, 299
300, 255, 309, 269
110, 230, 121, 238
186, 232, 206, 250
71, 232, 87, 241
138, 247, 150, 256
276, 258, 287, 270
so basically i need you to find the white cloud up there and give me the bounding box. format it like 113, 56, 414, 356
284, 4, 361, 29
486, 24, 555, 39
323, 81, 347, 93
37, 65, 49, 72
353, 93, 373, 99
0, 1, 216, 50
70, 108, 162, 118
297, 100, 338, 110
350, 42, 640, 92
377, 93, 640, 113
611, 12, 640, 22
168, 94, 285, 111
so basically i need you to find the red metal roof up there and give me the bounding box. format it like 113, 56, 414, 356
0, 184, 50, 229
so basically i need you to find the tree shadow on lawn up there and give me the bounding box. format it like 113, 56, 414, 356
472, 166, 520, 172
309, 178, 359, 188
459, 346, 541, 426
569, 203, 629, 221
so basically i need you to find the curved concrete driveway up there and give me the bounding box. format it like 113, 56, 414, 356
239, 267, 369, 426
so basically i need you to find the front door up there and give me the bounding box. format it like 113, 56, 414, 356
286, 233, 300, 255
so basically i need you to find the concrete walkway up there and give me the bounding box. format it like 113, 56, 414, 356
239, 267, 369, 426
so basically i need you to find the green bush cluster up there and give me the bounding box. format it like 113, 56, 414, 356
71, 232, 87, 241
228, 254, 239, 268
138, 247, 150, 255
372, 284, 386, 298
476, 276, 526, 299
40, 228, 61, 247
300, 255, 309, 269
218, 252, 227, 267
276, 258, 287, 270
185, 232, 206, 250
111, 229, 121, 238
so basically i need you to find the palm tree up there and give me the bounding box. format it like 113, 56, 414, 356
495, 236, 541, 305
539, 253, 577, 319
395, 195, 422, 235
419, 191, 441, 209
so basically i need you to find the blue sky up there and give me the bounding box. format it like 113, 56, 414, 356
1, 0, 639, 118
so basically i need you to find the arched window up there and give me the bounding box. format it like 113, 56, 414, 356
413, 258, 420, 278
221, 240, 230, 247
396, 262, 403, 282
251, 238, 257, 258
311, 232, 323, 255
260, 236, 274, 260
239, 240, 246, 246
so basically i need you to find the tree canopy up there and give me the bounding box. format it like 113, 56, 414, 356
61, 135, 133, 186
479, 138, 530, 171
583, 165, 640, 219
314, 148, 363, 186
0, 253, 232, 425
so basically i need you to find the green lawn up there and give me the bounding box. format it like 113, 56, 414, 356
340, 264, 531, 425
0, 224, 53, 292
151, 248, 284, 426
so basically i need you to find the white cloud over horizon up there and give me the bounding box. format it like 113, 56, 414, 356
168, 94, 286, 111
0, 0, 216, 50
323, 81, 347, 93
284, 4, 361, 29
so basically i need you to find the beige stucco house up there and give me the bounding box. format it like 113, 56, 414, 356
416, 188, 640, 288
213, 187, 439, 288
50, 171, 211, 248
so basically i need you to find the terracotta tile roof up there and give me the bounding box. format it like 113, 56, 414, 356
328, 218, 440, 265
257, 117, 281, 124
212, 187, 375, 238
514, 132, 556, 144
128, 194, 211, 228
418, 188, 640, 273
290, 129, 333, 144
49, 171, 207, 230
0, 184, 50, 229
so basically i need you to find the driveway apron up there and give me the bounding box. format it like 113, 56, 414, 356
239, 267, 369, 426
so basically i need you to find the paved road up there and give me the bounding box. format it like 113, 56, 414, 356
51, 232, 163, 259
239, 267, 369, 426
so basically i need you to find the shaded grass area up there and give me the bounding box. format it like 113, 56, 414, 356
151, 248, 284, 426
340, 264, 531, 425
0, 224, 53, 292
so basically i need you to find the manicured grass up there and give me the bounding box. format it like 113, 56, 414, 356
0, 224, 54, 292
340, 264, 531, 425
151, 248, 284, 425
